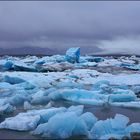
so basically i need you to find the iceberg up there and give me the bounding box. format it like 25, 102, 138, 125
24, 101, 34, 110
40, 112, 79, 139
4, 60, 13, 70
67, 105, 84, 116
0, 103, 15, 114
14, 62, 37, 72
109, 93, 136, 103
41, 112, 88, 139
66, 47, 80, 63
72, 117, 89, 137
80, 112, 98, 130
4, 75, 26, 84
0, 108, 65, 131
90, 114, 129, 139
0, 112, 40, 131
7, 94, 30, 106
126, 123, 140, 137
39, 107, 66, 123
48, 88, 107, 106
31, 90, 50, 105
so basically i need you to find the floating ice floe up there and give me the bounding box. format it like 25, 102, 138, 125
0, 107, 66, 131
49, 87, 137, 106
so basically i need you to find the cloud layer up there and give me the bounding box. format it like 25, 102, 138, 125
0, 1, 140, 55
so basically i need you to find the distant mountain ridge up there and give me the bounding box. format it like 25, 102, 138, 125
0, 46, 63, 56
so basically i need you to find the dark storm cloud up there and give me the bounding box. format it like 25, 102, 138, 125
0, 1, 140, 54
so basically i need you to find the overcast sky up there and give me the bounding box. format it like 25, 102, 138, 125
0, 1, 140, 55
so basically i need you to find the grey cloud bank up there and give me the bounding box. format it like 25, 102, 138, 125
0, 1, 140, 55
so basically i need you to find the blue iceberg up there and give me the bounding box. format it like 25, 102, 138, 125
66, 47, 80, 63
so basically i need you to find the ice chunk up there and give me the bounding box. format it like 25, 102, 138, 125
4, 60, 13, 70
0, 113, 40, 131
49, 88, 107, 106
0, 108, 63, 131
80, 112, 98, 130
126, 123, 140, 136
44, 112, 86, 138
72, 118, 89, 137
109, 92, 136, 103
31, 90, 50, 105
14, 62, 37, 72
39, 107, 66, 123
66, 47, 80, 63
17, 82, 36, 90
4, 75, 25, 84
90, 114, 129, 139
7, 94, 30, 106
24, 101, 33, 110
0, 103, 15, 114
45, 101, 53, 109
56, 80, 83, 89
91, 57, 104, 63
111, 101, 140, 108
32, 123, 48, 135
111, 114, 129, 129
67, 105, 84, 116
33, 106, 93, 139
92, 80, 110, 91
41, 112, 79, 139
98, 59, 122, 67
